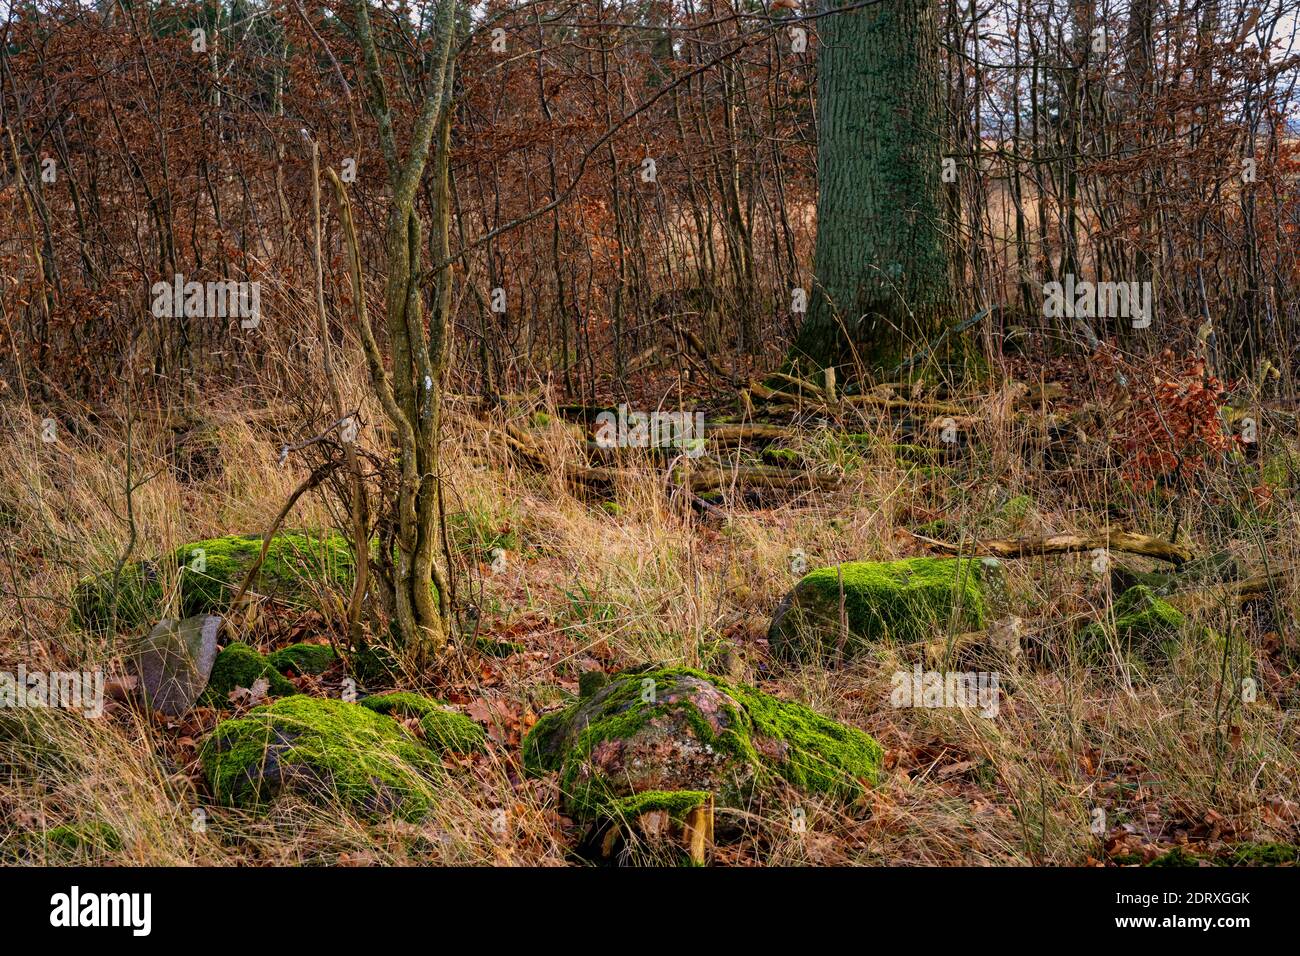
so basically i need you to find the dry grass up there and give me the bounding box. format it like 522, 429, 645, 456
2, 363, 1299, 867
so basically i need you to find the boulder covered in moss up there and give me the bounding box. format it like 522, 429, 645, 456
1080, 585, 1185, 658
72, 531, 355, 633
769, 557, 989, 662
200, 643, 297, 706
267, 642, 338, 676
200, 696, 443, 820
522, 665, 881, 822
359, 692, 486, 755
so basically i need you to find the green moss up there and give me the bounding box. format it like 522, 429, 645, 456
521, 709, 570, 776
1081, 585, 1185, 658
267, 642, 338, 676
352, 644, 399, 683
608, 789, 710, 823
72, 531, 355, 633
1220, 842, 1300, 866
522, 666, 882, 821
200, 696, 443, 820
600, 501, 625, 517
723, 677, 883, 800
1001, 494, 1032, 521
43, 821, 122, 854
1128, 842, 1300, 867
201, 643, 297, 706
1259, 446, 1298, 489
359, 692, 486, 754
578, 670, 609, 698
770, 557, 987, 662
761, 446, 804, 468
531, 411, 554, 428
1146, 846, 1200, 866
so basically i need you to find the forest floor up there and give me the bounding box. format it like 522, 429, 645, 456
3, 353, 1300, 866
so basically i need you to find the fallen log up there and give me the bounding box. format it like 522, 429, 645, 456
904, 529, 1194, 565
1166, 569, 1292, 613
685, 463, 844, 495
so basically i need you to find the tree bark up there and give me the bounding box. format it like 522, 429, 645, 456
790, 0, 952, 375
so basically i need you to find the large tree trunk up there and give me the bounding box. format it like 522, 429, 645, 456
790, 0, 952, 375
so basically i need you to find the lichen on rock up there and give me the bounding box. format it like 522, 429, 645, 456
200, 696, 443, 820
522, 665, 881, 822
769, 556, 988, 662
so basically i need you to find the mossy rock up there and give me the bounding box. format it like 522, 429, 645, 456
1000, 494, 1033, 522
522, 666, 881, 822
43, 821, 123, 855
267, 642, 338, 676
200, 696, 443, 820
1259, 445, 1299, 490
1080, 585, 1185, 659
761, 446, 804, 468
1110, 550, 1240, 597
359, 692, 487, 755
352, 644, 400, 683
200, 643, 297, 706
72, 531, 356, 633
769, 557, 989, 663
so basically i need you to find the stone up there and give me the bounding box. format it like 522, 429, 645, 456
133, 614, 222, 716
522, 665, 881, 822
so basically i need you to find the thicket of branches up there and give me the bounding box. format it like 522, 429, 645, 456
1, 0, 1297, 403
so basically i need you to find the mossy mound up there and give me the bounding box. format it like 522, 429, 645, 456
43, 821, 123, 854
359, 692, 487, 755
73, 531, 355, 633
522, 666, 881, 822
769, 557, 989, 662
200, 696, 443, 820
200, 643, 297, 706
761, 446, 804, 468
267, 642, 338, 676
1080, 585, 1185, 659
